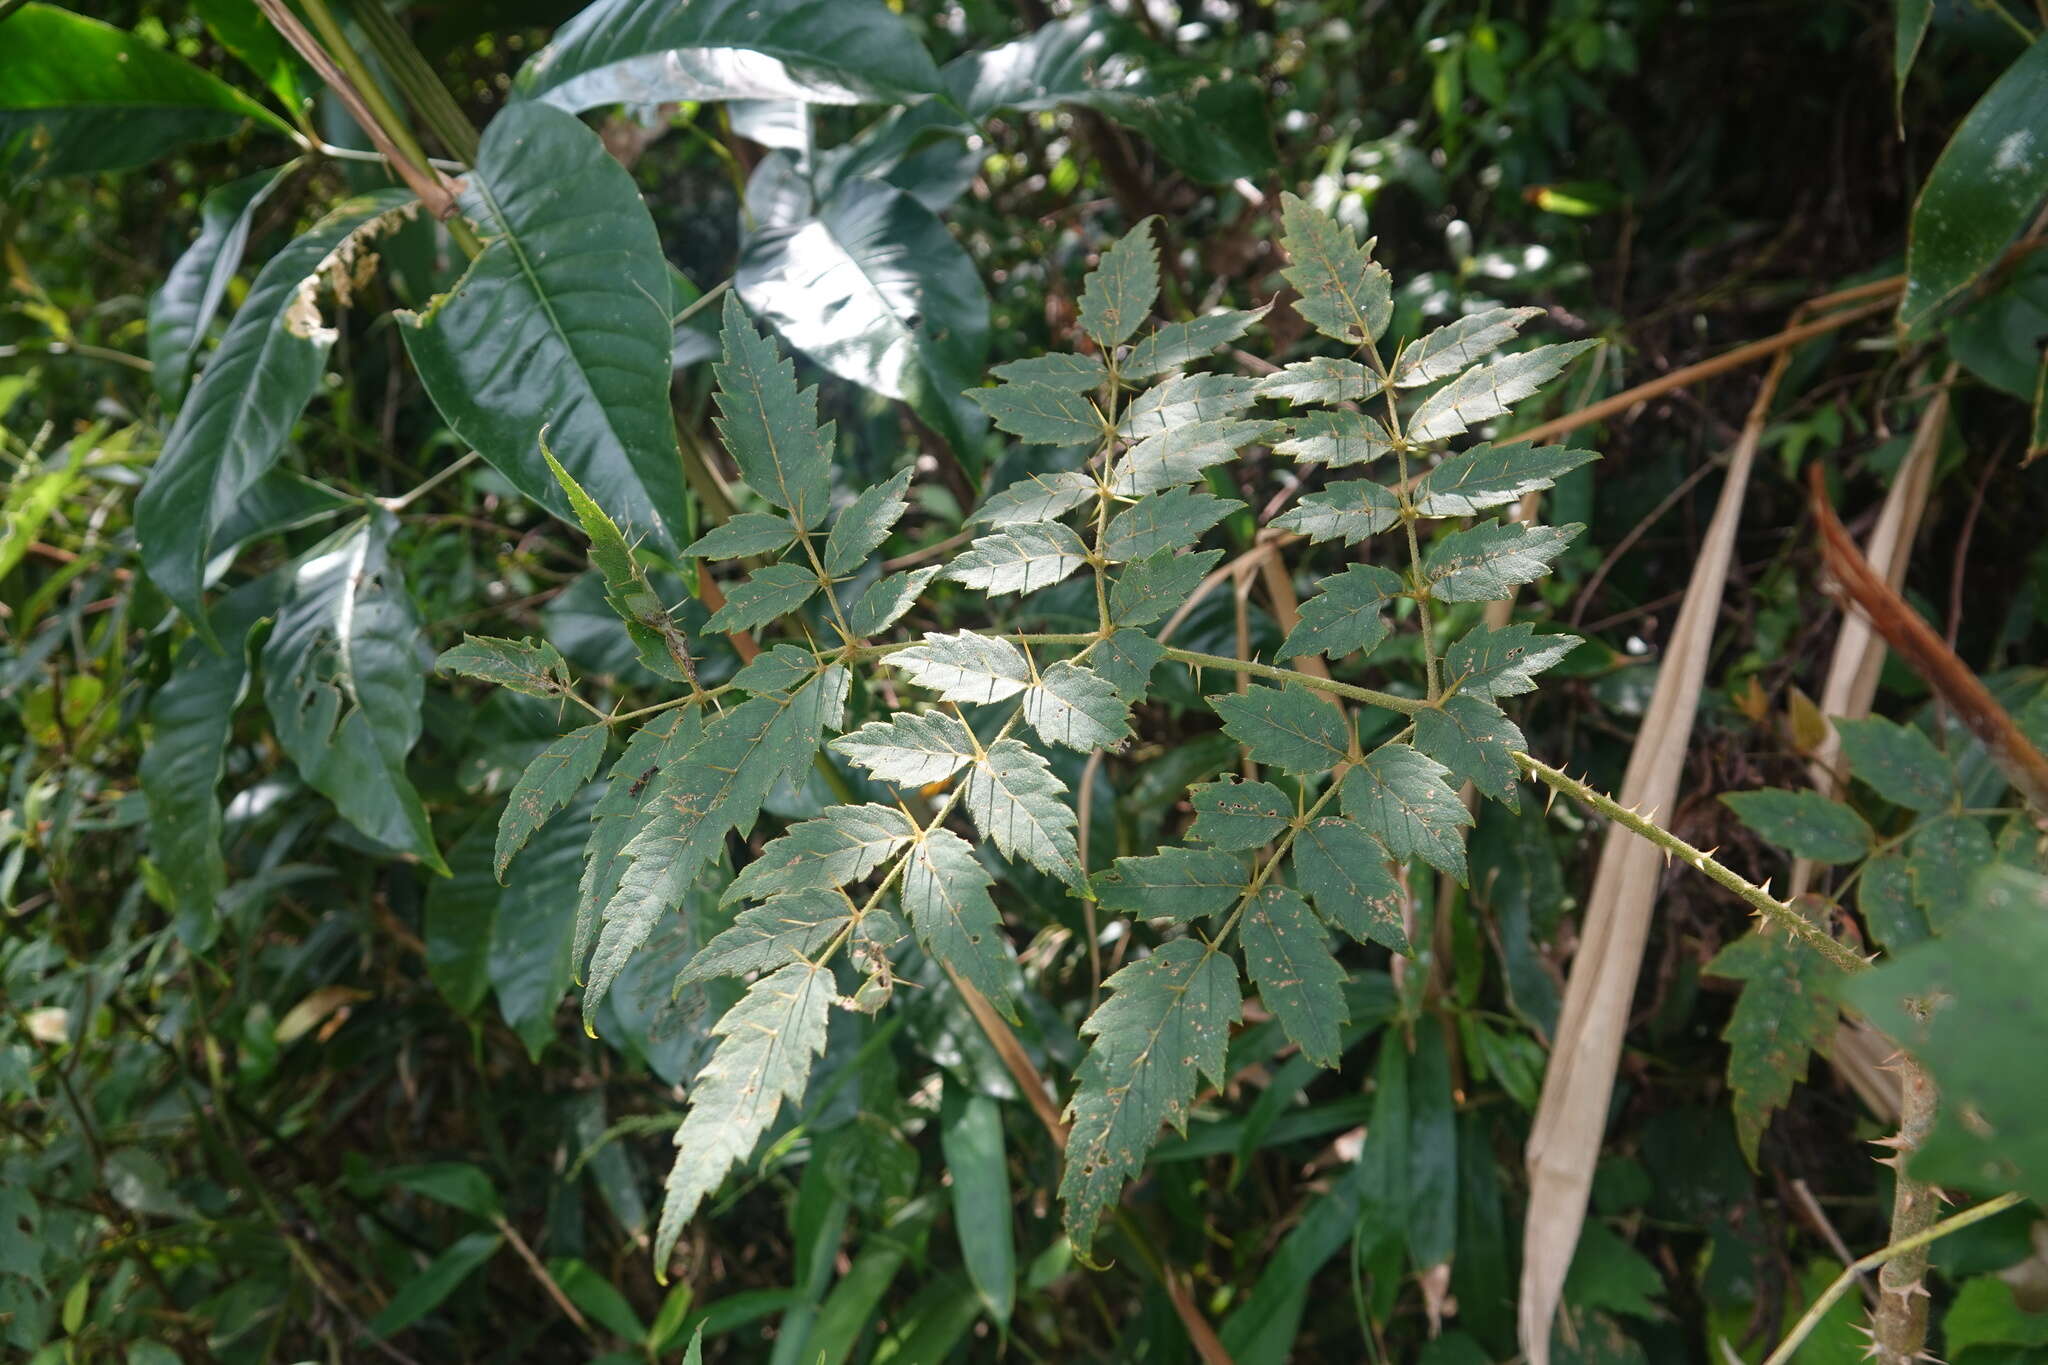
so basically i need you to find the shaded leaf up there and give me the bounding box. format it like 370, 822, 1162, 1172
683, 512, 797, 560
496, 723, 608, 880
575, 708, 703, 975
725, 803, 915, 905
964, 737, 1084, 887
1342, 743, 1471, 881
1415, 695, 1527, 807
1022, 660, 1131, 752
1241, 886, 1348, 1067
681, 888, 849, 985
1093, 628, 1166, 699
1721, 789, 1872, 865
1292, 816, 1409, 953
1834, 716, 1952, 811
940, 1084, 1015, 1323
147, 162, 296, 408
848, 565, 939, 636
1412, 442, 1599, 518
1110, 418, 1268, 497
1095, 847, 1248, 921
1859, 851, 1929, 952
1441, 622, 1581, 700
702, 562, 820, 633
1280, 563, 1404, 660
541, 445, 693, 682
989, 351, 1103, 390
824, 468, 914, 575
1707, 929, 1837, 1164
969, 380, 1104, 445
972, 470, 1096, 528
1103, 487, 1240, 564
710, 293, 833, 529
1906, 813, 1996, 932
1118, 373, 1259, 438
1212, 685, 1351, 774
1189, 777, 1293, 849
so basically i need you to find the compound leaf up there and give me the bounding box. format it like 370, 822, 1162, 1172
684, 512, 797, 560
824, 468, 915, 575
724, 803, 916, 906
1708, 928, 1838, 1165
1721, 789, 1873, 865
1188, 777, 1293, 849
1124, 306, 1269, 379
1415, 695, 1527, 807
1118, 373, 1259, 438
702, 562, 820, 633
1834, 716, 1953, 812
902, 827, 1015, 1014
680, 888, 850, 985
1111, 548, 1222, 627
1102, 487, 1241, 563
1111, 419, 1268, 497
848, 566, 940, 637
969, 381, 1105, 445
1412, 442, 1598, 518
437, 635, 574, 700
711, 293, 833, 529
990, 351, 1103, 390
973, 470, 1096, 528
1275, 409, 1393, 468
1392, 307, 1544, 388
1253, 356, 1378, 405
1270, 479, 1402, 545
1441, 623, 1582, 700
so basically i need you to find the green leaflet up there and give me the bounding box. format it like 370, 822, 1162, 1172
1021, 660, 1131, 752
1440, 622, 1581, 700
1188, 777, 1293, 849
1102, 487, 1241, 563
1342, 743, 1471, 882
972, 470, 1096, 528
543, 445, 694, 682
1405, 1025, 1458, 1268
1415, 695, 1527, 808
1906, 814, 1996, 932
1291, 815, 1409, 954
1392, 307, 1543, 387
891, 630, 1032, 703
824, 468, 914, 575
703, 562, 821, 633
1721, 789, 1873, 865
655, 963, 836, 1271
1118, 373, 1260, 438
1277, 192, 1391, 346
1240, 886, 1347, 1068
1111, 547, 1222, 627
493, 785, 599, 1059
437, 635, 575, 700
712, 293, 834, 529
1123, 306, 1269, 380
1061, 939, 1241, 1252
946, 523, 1090, 596
902, 827, 1016, 1014
575, 708, 703, 976
1270, 479, 1403, 545
733, 643, 824, 696
834, 711, 978, 786
427, 814, 501, 1017
1279, 563, 1404, 661
1411, 442, 1598, 518
1212, 686, 1351, 775
1093, 628, 1166, 699
969, 380, 1106, 445
1405, 340, 1598, 444
1422, 521, 1582, 603
989, 352, 1104, 390
722, 804, 917, 906
964, 737, 1085, 888
939, 1083, 1016, 1323
1078, 216, 1160, 348
1252, 356, 1378, 405
1707, 928, 1838, 1165
1110, 419, 1268, 497
848, 566, 940, 636
496, 722, 609, 880
680, 889, 850, 986
1833, 716, 1953, 811
1275, 410, 1393, 468
684, 512, 798, 560
1859, 852, 1928, 952
1095, 847, 1249, 921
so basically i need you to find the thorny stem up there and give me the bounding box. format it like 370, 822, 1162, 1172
1871, 1058, 1941, 1364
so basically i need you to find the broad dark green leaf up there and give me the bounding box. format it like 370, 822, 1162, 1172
702, 563, 820, 633
492, 786, 599, 1058
903, 827, 1015, 1013
497, 723, 608, 880
738, 178, 988, 454
946, 523, 1090, 596
147, 162, 296, 408
834, 711, 976, 786
1834, 716, 1952, 811
1441, 622, 1581, 700
1111, 419, 1268, 497
963, 737, 1085, 888
1393, 307, 1544, 387
680, 888, 849, 985
890, 630, 1031, 703
261, 517, 444, 872
1291, 815, 1409, 953
1253, 356, 1379, 405
724, 803, 915, 905
1061, 939, 1241, 1251
1707, 928, 1837, 1165
1212, 685, 1351, 775
1721, 789, 1872, 865
1280, 563, 1404, 660
1412, 442, 1599, 518
516, 0, 944, 111
1189, 777, 1293, 850
1422, 521, 1582, 602
824, 468, 913, 576
847, 565, 939, 637
1271, 479, 1403, 545
1241, 886, 1347, 1068
1095, 847, 1248, 921
655, 963, 836, 1268
1022, 660, 1130, 752
437, 635, 575, 700
1118, 373, 1259, 438
972, 470, 1096, 528
968, 380, 1105, 446
1415, 694, 1527, 807
402, 103, 686, 550
0, 4, 289, 179
137, 191, 413, 637
1275, 410, 1394, 468
684, 512, 798, 560
1079, 217, 1160, 349
1406, 1026, 1458, 1268
1102, 488, 1241, 563
1277, 192, 1391, 346
1407, 341, 1599, 444
426, 818, 501, 1017
1343, 743, 1471, 881
1123, 307, 1269, 380
939, 1083, 1015, 1322
1899, 36, 2048, 335
711, 293, 833, 529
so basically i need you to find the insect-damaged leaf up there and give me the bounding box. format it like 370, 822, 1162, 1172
1280, 563, 1404, 661
1415, 695, 1527, 808
1708, 928, 1838, 1165
1342, 743, 1471, 882
1078, 215, 1160, 348
1422, 521, 1582, 603
1440, 622, 1581, 700
1277, 192, 1390, 346
497, 722, 609, 880
1188, 777, 1293, 849
1241, 886, 1348, 1067
964, 738, 1085, 888
1291, 816, 1409, 954
1095, 847, 1248, 922
1212, 685, 1350, 775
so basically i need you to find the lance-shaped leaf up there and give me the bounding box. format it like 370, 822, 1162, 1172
1707, 929, 1838, 1165
1834, 716, 1953, 812
1271, 479, 1403, 545
401, 103, 685, 549
738, 177, 988, 455
1111, 419, 1268, 497
497, 723, 609, 880
1277, 192, 1391, 345
1415, 695, 1526, 807
493, 785, 599, 1059
1079, 216, 1160, 348
835, 711, 977, 786
437, 635, 574, 700
710, 293, 833, 529
1241, 886, 1348, 1067
680, 889, 850, 985
903, 827, 1015, 1014
543, 446, 695, 682
684, 512, 797, 560
891, 630, 1031, 703
1061, 939, 1241, 1251
1411, 442, 1598, 518
1103, 488, 1241, 563
576, 709, 703, 974
147, 162, 296, 409
261, 516, 444, 872
1441, 622, 1581, 700
973, 470, 1096, 528
1213, 685, 1351, 774
969, 381, 1105, 445
964, 738, 1085, 887
702, 562, 820, 633
1123, 306, 1270, 380
1111, 547, 1223, 627
724, 803, 916, 905
1722, 789, 1873, 865
1406, 340, 1598, 444
990, 351, 1103, 389
1342, 743, 1471, 881
1253, 356, 1379, 405
848, 565, 939, 636
1093, 628, 1166, 699
825, 468, 914, 575
1276, 410, 1393, 468
1422, 521, 1582, 603
517, 0, 944, 112
655, 963, 835, 1268
1279, 563, 1404, 661
1022, 660, 1131, 752
1189, 777, 1293, 849
946, 523, 1090, 596
1392, 307, 1544, 387
1118, 373, 1259, 439
1292, 815, 1408, 953
1094, 847, 1247, 921
137, 190, 413, 637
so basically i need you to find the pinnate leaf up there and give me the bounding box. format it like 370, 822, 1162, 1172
1279, 563, 1404, 660
969, 381, 1105, 445
973, 470, 1095, 528
1022, 660, 1131, 752
946, 523, 1090, 596
891, 630, 1031, 703
702, 562, 820, 633
1118, 373, 1259, 438
1094, 847, 1248, 921
1392, 307, 1544, 387
438, 635, 574, 699
543, 445, 694, 682
1124, 306, 1269, 379
1277, 192, 1391, 345
1406, 340, 1597, 443
1188, 777, 1292, 849
1212, 685, 1351, 774
1411, 442, 1598, 518
723, 803, 917, 905
1241, 886, 1348, 1067
964, 738, 1085, 888
1441, 622, 1581, 700
1111, 548, 1222, 627
1102, 487, 1241, 563
990, 352, 1104, 390
849, 566, 940, 637
684, 512, 797, 560
1093, 628, 1166, 699
1079, 216, 1160, 348
834, 711, 977, 786
1834, 716, 1952, 811
1275, 409, 1393, 468
680, 888, 849, 986
1721, 789, 1873, 865
1422, 521, 1581, 602
902, 827, 1016, 1014
712, 293, 832, 529
497, 723, 609, 880
1342, 743, 1471, 881
1253, 356, 1378, 405
824, 467, 913, 575
1111, 419, 1268, 497
1270, 479, 1402, 545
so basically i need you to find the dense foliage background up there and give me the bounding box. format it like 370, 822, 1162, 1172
4, 2, 2047, 1363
